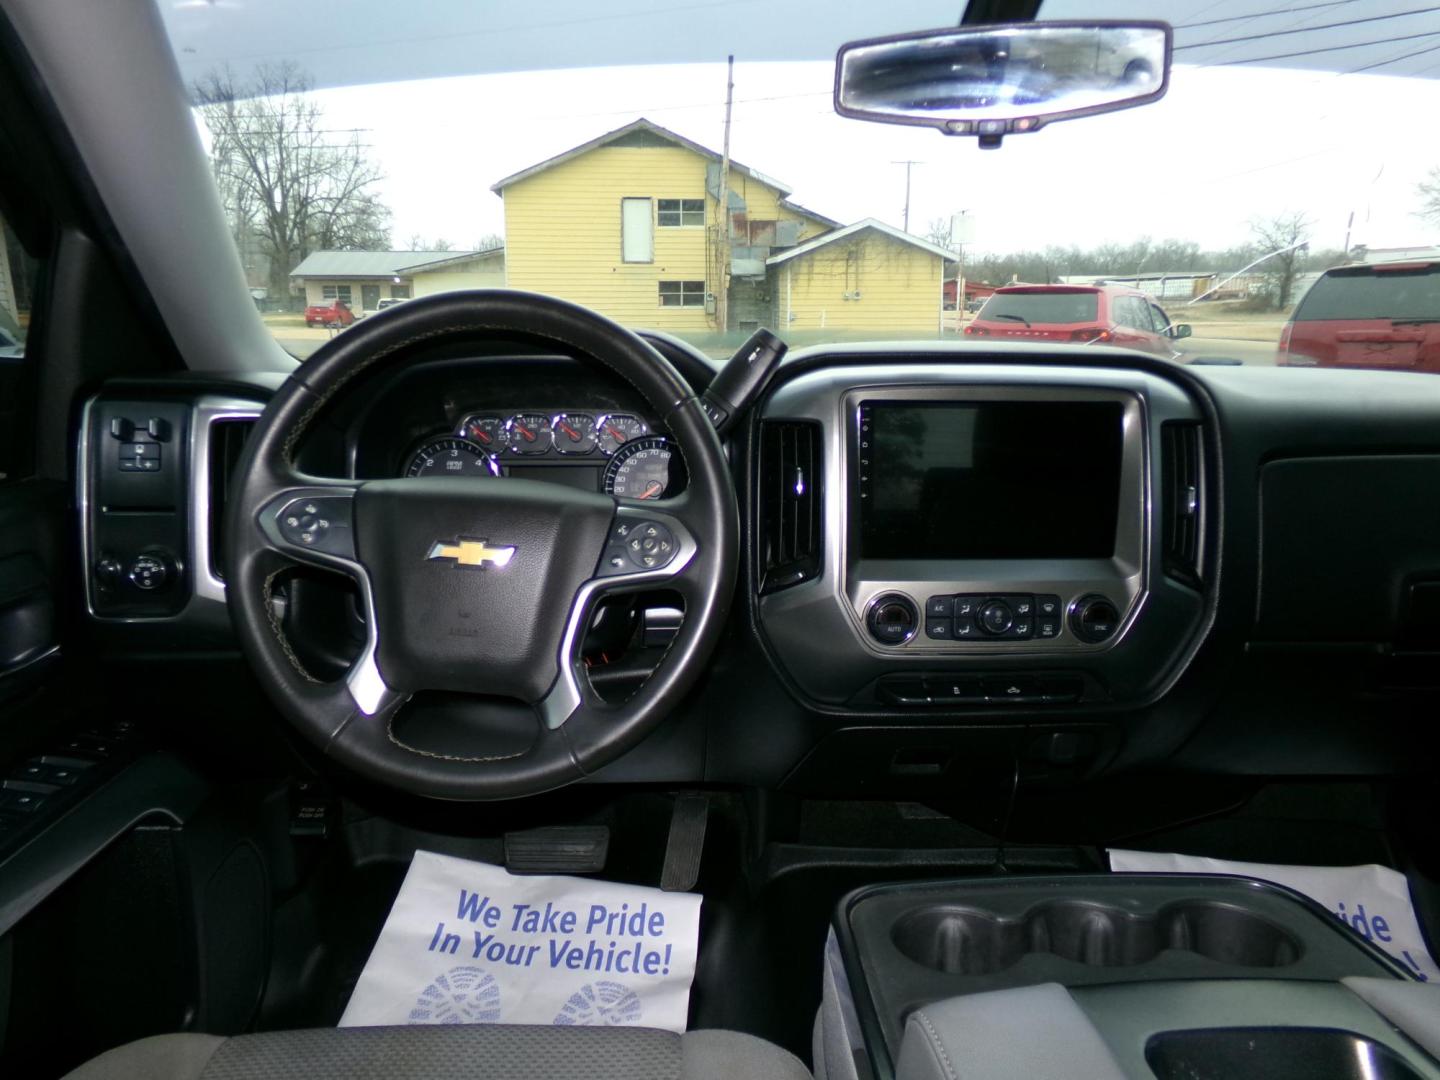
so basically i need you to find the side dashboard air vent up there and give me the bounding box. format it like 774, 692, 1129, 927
1160, 421, 1204, 585
208, 418, 256, 580
758, 420, 822, 593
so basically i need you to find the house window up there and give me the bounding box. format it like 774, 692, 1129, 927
621, 198, 653, 263
322, 284, 352, 302
390, 283, 411, 299
657, 198, 705, 227
659, 280, 706, 307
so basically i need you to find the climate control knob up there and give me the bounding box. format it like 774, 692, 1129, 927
1070, 594, 1121, 643
866, 593, 918, 646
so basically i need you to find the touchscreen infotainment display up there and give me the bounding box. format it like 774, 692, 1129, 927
858, 400, 1124, 560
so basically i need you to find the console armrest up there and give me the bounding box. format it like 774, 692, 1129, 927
896, 984, 1126, 1080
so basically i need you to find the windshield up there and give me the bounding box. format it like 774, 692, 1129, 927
161, 1, 1440, 370
980, 292, 1099, 325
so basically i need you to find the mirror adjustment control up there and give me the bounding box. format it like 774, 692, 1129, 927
1070, 594, 1121, 643
127, 552, 172, 591
866, 593, 918, 646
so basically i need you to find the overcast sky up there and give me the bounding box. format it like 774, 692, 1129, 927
165, 0, 1440, 262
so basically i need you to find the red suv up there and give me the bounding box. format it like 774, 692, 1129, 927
965, 284, 1191, 358
1279, 261, 1440, 372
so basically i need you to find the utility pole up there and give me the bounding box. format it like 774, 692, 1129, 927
892, 160, 924, 233
716, 55, 735, 334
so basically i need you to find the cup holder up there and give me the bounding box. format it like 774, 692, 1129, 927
892, 899, 1302, 975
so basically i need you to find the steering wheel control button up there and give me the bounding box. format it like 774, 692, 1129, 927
276, 496, 354, 558
1070, 594, 1121, 643
978, 599, 1014, 636
127, 552, 171, 591
866, 594, 918, 646
600, 518, 677, 575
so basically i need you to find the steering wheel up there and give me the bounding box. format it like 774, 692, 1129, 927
224, 291, 738, 800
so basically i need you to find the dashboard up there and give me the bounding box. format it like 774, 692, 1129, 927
72, 340, 1440, 797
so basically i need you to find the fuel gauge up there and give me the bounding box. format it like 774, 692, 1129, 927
597, 414, 647, 455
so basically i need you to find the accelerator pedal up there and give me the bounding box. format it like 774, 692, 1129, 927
660, 793, 710, 892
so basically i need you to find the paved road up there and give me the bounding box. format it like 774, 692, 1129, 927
1178, 334, 1278, 366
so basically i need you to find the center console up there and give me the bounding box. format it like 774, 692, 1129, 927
756, 360, 1211, 711
818, 874, 1440, 1080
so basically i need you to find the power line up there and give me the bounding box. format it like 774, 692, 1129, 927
1222, 27, 1440, 66
1176, 0, 1359, 30
1345, 36, 1440, 73
1175, 4, 1440, 50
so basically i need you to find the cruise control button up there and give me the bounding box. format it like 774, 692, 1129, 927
925, 595, 954, 618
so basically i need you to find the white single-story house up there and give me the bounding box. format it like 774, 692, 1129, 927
289, 247, 506, 313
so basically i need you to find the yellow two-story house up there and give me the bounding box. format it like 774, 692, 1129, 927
491, 118, 839, 334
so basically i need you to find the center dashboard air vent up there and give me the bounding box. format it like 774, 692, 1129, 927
208, 418, 256, 581
1160, 420, 1205, 586
758, 420, 822, 593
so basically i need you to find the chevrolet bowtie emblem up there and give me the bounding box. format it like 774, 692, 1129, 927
426, 538, 516, 569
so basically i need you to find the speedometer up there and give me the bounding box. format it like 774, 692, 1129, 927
603, 436, 672, 500
404, 437, 500, 478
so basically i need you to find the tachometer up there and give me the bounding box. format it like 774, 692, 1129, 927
404, 437, 500, 478
597, 414, 647, 455
603, 436, 672, 500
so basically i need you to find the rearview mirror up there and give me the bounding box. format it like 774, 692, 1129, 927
835, 22, 1171, 148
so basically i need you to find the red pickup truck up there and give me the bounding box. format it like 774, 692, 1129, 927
304, 299, 356, 328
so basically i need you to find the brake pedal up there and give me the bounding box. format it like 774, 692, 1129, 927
504, 826, 610, 875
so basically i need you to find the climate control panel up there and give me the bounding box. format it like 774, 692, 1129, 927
864, 589, 1124, 648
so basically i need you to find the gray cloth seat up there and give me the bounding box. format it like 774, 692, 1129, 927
63, 1024, 811, 1080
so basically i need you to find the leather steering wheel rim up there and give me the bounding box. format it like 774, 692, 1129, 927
224, 290, 738, 800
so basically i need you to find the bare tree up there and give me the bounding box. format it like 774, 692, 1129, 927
923, 218, 952, 250
1248, 212, 1311, 309
473, 233, 505, 252
407, 235, 454, 252
1417, 167, 1440, 228
195, 62, 391, 299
